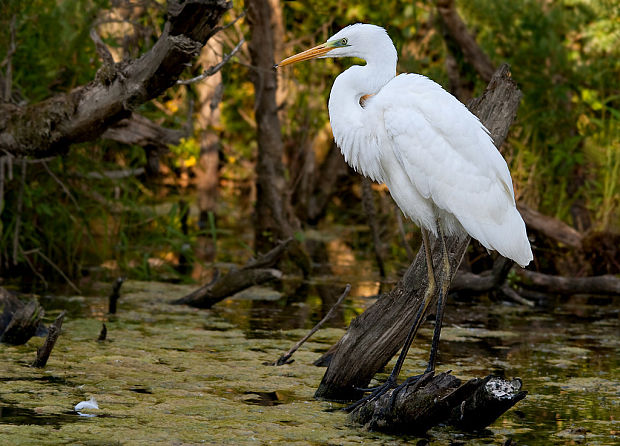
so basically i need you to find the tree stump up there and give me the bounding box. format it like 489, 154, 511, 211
350, 371, 527, 434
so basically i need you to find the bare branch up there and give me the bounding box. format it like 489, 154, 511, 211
274, 284, 351, 366
177, 37, 245, 85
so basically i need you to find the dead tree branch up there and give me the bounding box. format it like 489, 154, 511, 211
177, 37, 245, 85
172, 238, 292, 308
436, 0, 495, 82
0, 0, 231, 158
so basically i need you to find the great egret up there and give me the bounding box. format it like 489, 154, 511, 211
277, 23, 532, 407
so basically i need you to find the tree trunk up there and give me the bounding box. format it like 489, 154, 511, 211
315, 64, 523, 401
193, 37, 224, 276
246, 0, 297, 251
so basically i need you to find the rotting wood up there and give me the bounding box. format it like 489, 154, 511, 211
172, 238, 292, 308
350, 371, 526, 434
315, 64, 522, 401
32, 311, 65, 368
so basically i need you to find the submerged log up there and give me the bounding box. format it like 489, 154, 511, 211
315, 64, 522, 401
173, 238, 292, 308
0, 287, 46, 345
350, 371, 526, 434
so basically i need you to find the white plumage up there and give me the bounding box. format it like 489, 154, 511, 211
280, 23, 532, 267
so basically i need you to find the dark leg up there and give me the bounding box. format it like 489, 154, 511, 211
345, 227, 437, 412
425, 221, 451, 373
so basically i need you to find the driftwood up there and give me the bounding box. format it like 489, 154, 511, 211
0, 287, 46, 345
350, 371, 526, 434
173, 238, 292, 308
32, 311, 65, 368
315, 64, 522, 402
0, 0, 230, 158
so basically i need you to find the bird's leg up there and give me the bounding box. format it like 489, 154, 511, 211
346, 228, 437, 412
385, 223, 451, 409
425, 221, 450, 373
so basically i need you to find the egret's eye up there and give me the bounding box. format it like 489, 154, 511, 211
340, 38, 348, 46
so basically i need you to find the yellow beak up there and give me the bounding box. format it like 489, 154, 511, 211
275, 43, 333, 68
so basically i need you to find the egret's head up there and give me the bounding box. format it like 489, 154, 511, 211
276, 23, 394, 67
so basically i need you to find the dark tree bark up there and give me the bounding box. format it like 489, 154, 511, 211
315, 64, 522, 401
0, 0, 230, 158
246, 0, 298, 251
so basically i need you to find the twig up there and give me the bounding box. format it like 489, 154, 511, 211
89, 27, 115, 67
32, 311, 66, 368
273, 284, 351, 366
177, 38, 245, 85
41, 160, 81, 210
22, 248, 81, 294
18, 246, 48, 289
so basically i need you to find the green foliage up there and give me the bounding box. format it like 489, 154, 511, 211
1, 0, 618, 288
459, 0, 620, 228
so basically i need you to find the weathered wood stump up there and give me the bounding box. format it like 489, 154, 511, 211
350, 371, 526, 434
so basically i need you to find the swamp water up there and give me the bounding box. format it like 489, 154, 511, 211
0, 275, 617, 445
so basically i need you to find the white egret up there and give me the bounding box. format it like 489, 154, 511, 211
277, 23, 532, 407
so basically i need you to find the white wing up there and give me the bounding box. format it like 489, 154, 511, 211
368, 74, 532, 266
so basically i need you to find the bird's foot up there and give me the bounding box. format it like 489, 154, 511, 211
344, 372, 431, 414
344, 376, 398, 413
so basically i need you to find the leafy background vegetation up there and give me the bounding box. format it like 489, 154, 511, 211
0, 0, 618, 289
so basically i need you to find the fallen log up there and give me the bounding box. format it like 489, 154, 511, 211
516, 270, 620, 295
172, 238, 292, 308
350, 371, 526, 434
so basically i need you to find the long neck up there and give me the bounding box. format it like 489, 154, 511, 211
328, 57, 396, 180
